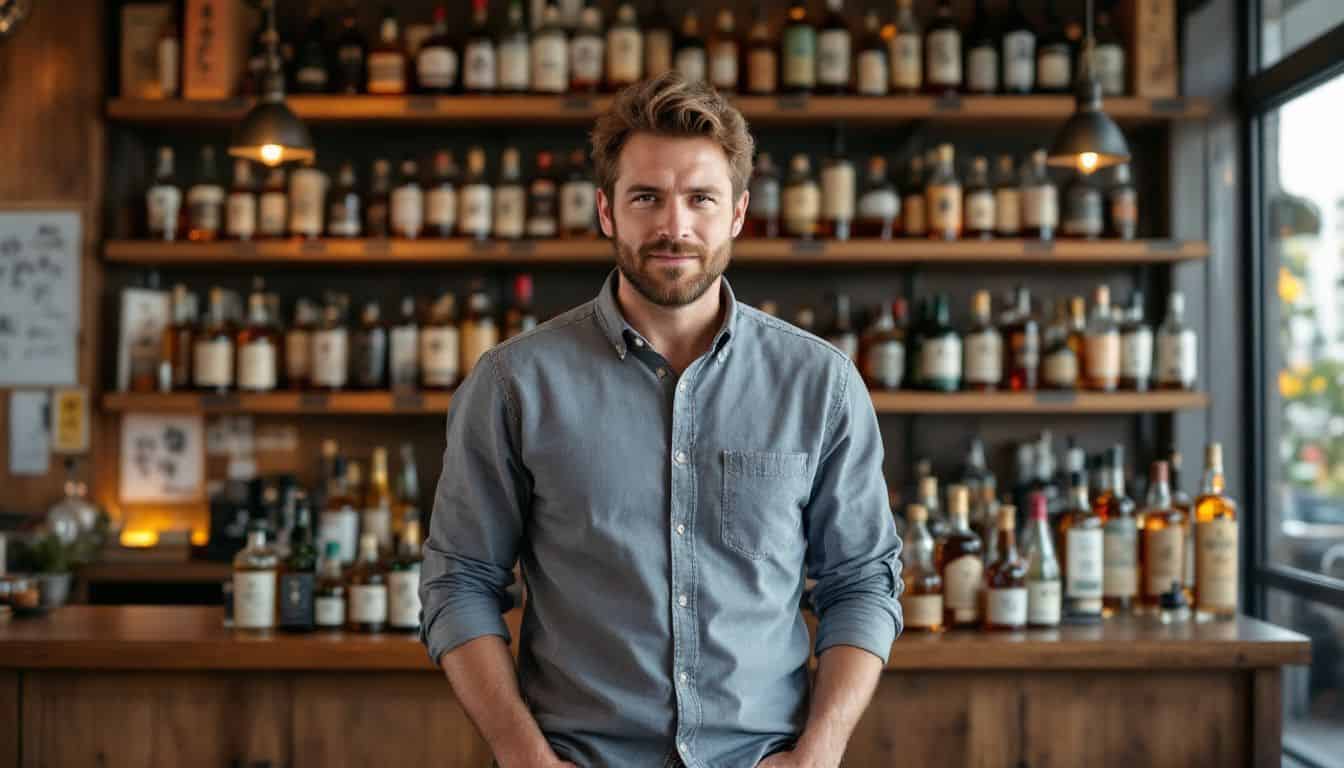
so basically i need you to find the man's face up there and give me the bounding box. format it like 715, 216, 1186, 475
596, 133, 749, 307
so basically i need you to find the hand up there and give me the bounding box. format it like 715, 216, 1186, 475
756, 748, 831, 768
492, 742, 579, 768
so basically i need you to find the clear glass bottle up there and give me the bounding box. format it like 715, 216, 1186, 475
1119, 291, 1153, 392
1023, 492, 1062, 627
937, 485, 984, 629
388, 296, 419, 391
314, 540, 347, 630
147, 146, 182, 240
387, 515, 424, 632
1140, 460, 1187, 610
962, 290, 1002, 391
984, 505, 1027, 630
1156, 291, 1198, 390
925, 143, 961, 240
1083, 285, 1120, 391
900, 504, 944, 632
233, 521, 279, 634
363, 446, 394, 554
1193, 443, 1239, 619
1093, 5, 1126, 97
1098, 445, 1137, 616
1057, 470, 1104, 622
459, 146, 493, 241
346, 532, 388, 633
319, 453, 360, 564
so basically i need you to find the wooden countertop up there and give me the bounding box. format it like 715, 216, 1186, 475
0, 606, 1310, 673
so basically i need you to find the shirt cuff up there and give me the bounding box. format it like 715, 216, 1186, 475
420, 594, 513, 666
813, 596, 900, 664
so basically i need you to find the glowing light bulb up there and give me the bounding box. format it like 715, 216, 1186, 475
260, 143, 284, 166
1078, 152, 1099, 174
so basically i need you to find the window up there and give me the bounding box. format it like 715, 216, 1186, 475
1267, 590, 1344, 767
1260, 0, 1344, 69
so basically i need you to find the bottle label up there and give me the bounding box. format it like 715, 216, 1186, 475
966, 190, 996, 231
420, 327, 460, 387
233, 571, 277, 629
607, 28, 642, 84
296, 66, 328, 89
943, 554, 983, 622
674, 48, 706, 84
922, 336, 962, 383
315, 594, 345, 627
863, 341, 904, 389
964, 331, 1002, 385
337, 45, 364, 88
147, 186, 182, 235
1002, 30, 1036, 91
417, 47, 458, 89
311, 329, 349, 388
1196, 518, 1238, 612
226, 193, 256, 239
1065, 528, 1104, 602
389, 325, 419, 387
967, 45, 998, 92
710, 44, 738, 90
925, 29, 962, 86
319, 507, 359, 564
1144, 525, 1185, 597
782, 184, 820, 236
1085, 333, 1120, 381
856, 49, 887, 95
1027, 578, 1061, 625
238, 340, 277, 391
367, 52, 406, 93
903, 195, 926, 235
362, 506, 392, 553
747, 49, 777, 93
901, 592, 942, 629
461, 323, 499, 377
460, 185, 493, 237
1043, 349, 1078, 387
349, 584, 388, 624
426, 185, 456, 233
187, 185, 223, 232
986, 587, 1028, 626
750, 178, 780, 217
858, 190, 899, 222
193, 338, 233, 387
1037, 49, 1071, 89
817, 30, 851, 86
926, 184, 961, 235
890, 34, 921, 90
560, 181, 596, 232
1095, 45, 1126, 96
571, 35, 604, 82
1063, 187, 1104, 237
329, 196, 362, 237
259, 192, 287, 236
645, 30, 672, 77
1121, 329, 1154, 380
278, 572, 315, 629
1023, 185, 1058, 229
289, 170, 325, 237
494, 186, 526, 238
782, 26, 816, 87
1102, 521, 1137, 598
464, 41, 496, 90
821, 163, 856, 221
531, 35, 568, 92
498, 40, 530, 89
994, 188, 1021, 234
285, 329, 311, 383
388, 567, 422, 629
1157, 331, 1198, 387
1111, 188, 1137, 232
392, 185, 425, 238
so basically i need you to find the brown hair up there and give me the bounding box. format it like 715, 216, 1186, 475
589, 71, 755, 200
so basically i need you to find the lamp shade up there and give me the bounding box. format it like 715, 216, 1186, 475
228, 99, 315, 167
1047, 79, 1130, 174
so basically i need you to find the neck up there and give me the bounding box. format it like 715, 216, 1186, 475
615, 272, 726, 373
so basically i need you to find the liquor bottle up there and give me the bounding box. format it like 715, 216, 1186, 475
961, 437, 996, 502
889, 0, 921, 94
900, 504, 944, 632
391, 157, 425, 239
459, 147, 493, 241
1037, 0, 1073, 93
494, 147, 527, 241
288, 158, 326, 240
311, 301, 350, 392
278, 492, 318, 632
972, 482, 1000, 558
823, 294, 858, 362
1023, 492, 1062, 627
820, 127, 855, 241
334, 2, 367, 94
187, 146, 224, 242
781, 0, 816, 94
570, 2, 604, 93
1083, 285, 1120, 391
901, 155, 926, 238
1156, 292, 1198, 390
964, 156, 995, 239
921, 294, 962, 392
990, 155, 1021, 237
1000, 0, 1035, 94
919, 475, 947, 540
924, 0, 962, 96
351, 302, 388, 390
1169, 447, 1196, 598
855, 156, 898, 239
504, 274, 538, 340
194, 288, 234, 393
1139, 460, 1186, 609
1021, 149, 1058, 240
161, 286, 196, 392
532, 2, 568, 94
862, 300, 905, 390
461, 0, 496, 93
366, 159, 392, 238
747, 153, 781, 238
157, 11, 180, 98
146, 147, 182, 240
367, 7, 407, 95
673, 10, 706, 84
925, 144, 961, 241
1119, 292, 1153, 391
421, 150, 457, 239
461, 285, 499, 378
1003, 286, 1039, 391
237, 288, 279, 393
855, 10, 887, 96
387, 515, 424, 632
362, 446, 394, 553
388, 297, 419, 391
1040, 301, 1076, 390
258, 167, 287, 238
782, 154, 820, 239
498, 0, 531, 93
1065, 295, 1088, 379
745, 2, 777, 95
326, 162, 361, 238
1194, 443, 1238, 618
984, 506, 1027, 630
1062, 171, 1104, 239
314, 541, 347, 630
347, 532, 388, 633
605, 3, 642, 90
233, 520, 278, 634
1093, 5, 1126, 97
966, 0, 998, 94
526, 151, 560, 238
963, 290, 1002, 392
1097, 445, 1137, 616
319, 454, 360, 564
709, 9, 738, 92
644, 0, 674, 79
396, 442, 422, 534
1057, 469, 1104, 622
816, 0, 850, 94
293, 5, 330, 93
417, 5, 459, 94
225, 159, 257, 241
284, 299, 316, 390
421, 292, 460, 390
560, 148, 597, 239
1108, 163, 1138, 239
938, 485, 984, 629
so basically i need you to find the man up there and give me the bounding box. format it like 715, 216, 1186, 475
420, 72, 902, 768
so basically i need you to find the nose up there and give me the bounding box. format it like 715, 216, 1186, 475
654, 195, 695, 242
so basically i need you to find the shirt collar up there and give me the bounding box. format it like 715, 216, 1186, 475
593, 268, 738, 361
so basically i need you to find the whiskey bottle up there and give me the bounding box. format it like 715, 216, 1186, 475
966, 0, 999, 95
314, 541, 347, 630
233, 520, 278, 634
319, 454, 360, 565
960, 437, 996, 502
972, 483, 1000, 558
288, 158, 326, 240
1156, 292, 1198, 390
293, 5, 330, 94
417, 5, 459, 94
387, 515, 424, 632
1194, 443, 1238, 618
463, 0, 496, 93
1021, 149, 1058, 240
527, 151, 560, 238
984, 506, 1027, 630
938, 485, 984, 629
1098, 445, 1137, 615
964, 156, 995, 239
921, 294, 962, 392
278, 492, 318, 633
1093, 6, 1126, 97
747, 153, 781, 238
1001, 0, 1036, 94
924, 0, 962, 96
816, 0, 851, 94
855, 156, 899, 239
889, 0, 922, 94
194, 288, 234, 393
388, 296, 420, 391
366, 159, 392, 238
420, 292, 460, 390
1119, 292, 1153, 391
258, 166, 288, 238
1041, 300, 1078, 390
351, 301, 388, 390
1108, 163, 1138, 239
391, 157, 425, 239
856, 11, 887, 96
162, 286, 197, 392
1057, 469, 1104, 622
823, 293, 858, 363
327, 161, 362, 238
925, 144, 962, 241
494, 147, 526, 241
745, 2, 777, 95
1036, 0, 1073, 93
504, 274, 538, 340
334, 1, 367, 94
284, 299, 316, 390
644, 0, 674, 79
570, 2, 605, 93
425, 150, 458, 239
187, 146, 225, 242
347, 532, 388, 633
1066, 295, 1088, 381
1169, 447, 1197, 598
460, 285, 499, 378
531, 1, 568, 94
367, 7, 407, 95
310, 301, 350, 392
1062, 172, 1104, 239
1023, 492, 1062, 627
1140, 461, 1187, 610
396, 442, 422, 535
781, 0, 816, 94
673, 10, 707, 84
498, 0, 531, 93
459, 147, 493, 241
1083, 285, 1120, 391
900, 504, 944, 632
993, 155, 1022, 237
901, 154, 927, 238
363, 446, 394, 554
1003, 286, 1039, 391
560, 148, 597, 239
861, 300, 905, 391
146, 146, 182, 240
606, 3, 642, 90
782, 154, 820, 239
962, 290, 1002, 392
225, 159, 258, 241
820, 128, 855, 241
794, 306, 816, 333
706, 9, 738, 92
237, 288, 279, 393
157, 11, 180, 98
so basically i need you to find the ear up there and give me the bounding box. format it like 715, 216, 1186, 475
730, 188, 750, 239
596, 187, 615, 238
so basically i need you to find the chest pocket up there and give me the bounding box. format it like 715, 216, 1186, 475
721, 449, 811, 561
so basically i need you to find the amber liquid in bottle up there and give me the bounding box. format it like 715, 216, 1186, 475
346, 532, 388, 633
162, 285, 197, 393
1056, 470, 1105, 622
1193, 443, 1239, 619
1098, 445, 1137, 616
937, 484, 984, 629
1139, 461, 1187, 610
1002, 286, 1039, 392
900, 503, 944, 632
983, 505, 1027, 631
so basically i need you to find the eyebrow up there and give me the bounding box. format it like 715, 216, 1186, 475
624, 185, 724, 196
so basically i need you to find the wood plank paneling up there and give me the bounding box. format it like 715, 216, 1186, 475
0, 671, 18, 767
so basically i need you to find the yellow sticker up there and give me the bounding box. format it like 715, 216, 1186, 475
51, 388, 89, 454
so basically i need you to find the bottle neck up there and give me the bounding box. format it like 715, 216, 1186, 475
1071, 483, 1089, 510
247, 530, 268, 550
1147, 478, 1171, 509
1202, 465, 1225, 495
995, 526, 1017, 559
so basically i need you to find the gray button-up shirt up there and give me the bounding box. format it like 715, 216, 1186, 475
421, 270, 902, 768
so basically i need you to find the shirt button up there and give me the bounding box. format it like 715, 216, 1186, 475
676, 523, 685, 536
674, 450, 688, 465
679, 671, 688, 683
679, 742, 688, 753
677, 380, 687, 393
657, 367, 668, 379
678, 594, 688, 607
633, 337, 645, 348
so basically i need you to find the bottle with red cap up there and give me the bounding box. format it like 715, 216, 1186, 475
504, 274, 537, 340
1024, 491, 1062, 627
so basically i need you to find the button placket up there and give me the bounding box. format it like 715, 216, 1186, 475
669, 361, 702, 760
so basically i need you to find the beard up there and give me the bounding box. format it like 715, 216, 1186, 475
612, 219, 732, 308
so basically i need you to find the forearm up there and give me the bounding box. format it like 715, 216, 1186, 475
439, 634, 554, 766
794, 645, 884, 767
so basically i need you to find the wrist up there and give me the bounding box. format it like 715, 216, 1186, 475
793, 729, 844, 768
491, 731, 555, 767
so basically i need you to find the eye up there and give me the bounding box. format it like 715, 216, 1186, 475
692, 194, 716, 206
631, 193, 657, 205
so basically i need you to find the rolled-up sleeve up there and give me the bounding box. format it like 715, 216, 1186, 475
805, 360, 903, 663
419, 348, 530, 665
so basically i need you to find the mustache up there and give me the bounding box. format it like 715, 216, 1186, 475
639, 238, 706, 259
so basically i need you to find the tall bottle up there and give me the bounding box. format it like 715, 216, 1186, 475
187, 146, 224, 242
560, 148, 597, 239
391, 157, 425, 240
984, 506, 1027, 631
901, 155, 926, 238
147, 146, 182, 240
367, 7, 407, 95
856, 10, 887, 96
925, 143, 961, 241
288, 158, 326, 240
494, 147, 526, 241
284, 299, 316, 390
389, 296, 419, 391
900, 504, 944, 632
920, 294, 962, 392
237, 288, 279, 393
531, 1, 568, 94
420, 292, 460, 390
1001, 0, 1037, 94
747, 153, 781, 238
820, 127, 855, 241
1119, 292, 1153, 392
965, 0, 998, 95
278, 492, 318, 633
498, 0, 531, 93
463, 0, 496, 93
426, 150, 459, 239
606, 3, 643, 91
363, 446, 394, 553
320, 454, 359, 565
322, 161, 360, 237
1083, 285, 1120, 391
673, 10, 707, 84
1194, 443, 1239, 618
1108, 163, 1138, 239
1021, 149, 1058, 240
1024, 492, 1062, 627
314, 540, 347, 631
459, 147, 493, 241
1156, 292, 1199, 390
816, 0, 850, 94
963, 290, 1002, 392
1140, 460, 1187, 609
862, 299, 905, 391
194, 288, 234, 393
417, 5, 459, 94
823, 293, 858, 363
1036, 0, 1073, 93
1099, 445, 1137, 616
888, 0, 921, 95
461, 285, 499, 377
1057, 470, 1104, 622
745, 2, 777, 95
387, 516, 424, 632
1003, 286, 1039, 391
233, 520, 278, 634
1093, 5, 1126, 97
937, 485, 984, 629
225, 159, 258, 241
964, 156, 995, 239
351, 301, 388, 390
781, 0, 816, 94
923, 0, 962, 96
347, 532, 388, 633
527, 150, 559, 238
396, 442, 422, 534
162, 285, 197, 392
293, 5, 330, 93
334, 1, 367, 94
570, 1, 605, 93
258, 167, 288, 238
782, 154, 820, 239
366, 159, 392, 238
310, 301, 350, 392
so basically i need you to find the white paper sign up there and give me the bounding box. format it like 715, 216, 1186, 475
0, 210, 81, 385
7, 390, 51, 475
119, 412, 204, 502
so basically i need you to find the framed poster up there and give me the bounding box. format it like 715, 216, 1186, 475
0, 206, 82, 386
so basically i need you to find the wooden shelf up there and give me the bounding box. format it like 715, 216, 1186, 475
107, 94, 1211, 126
103, 238, 1210, 268
102, 390, 1206, 416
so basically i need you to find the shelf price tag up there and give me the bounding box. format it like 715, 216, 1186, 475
1023, 239, 1055, 254
506, 240, 535, 254
791, 239, 825, 255
561, 96, 593, 111
300, 392, 329, 410
933, 95, 962, 112
408, 96, 438, 112
299, 240, 326, 254
363, 239, 391, 256
1150, 98, 1187, 114
199, 393, 240, 410
775, 94, 809, 111
393, 392, 425, 411
1034, 390, 1077, 406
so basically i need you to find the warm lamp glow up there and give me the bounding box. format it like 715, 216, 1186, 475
191, 529, 209, 547
1078, 152, 1099, 174
260, 143, 284, 166
121, 529, 160, 548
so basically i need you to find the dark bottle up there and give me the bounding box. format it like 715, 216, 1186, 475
391, 157, 424, 240
993, 155, 1022, 237
334, 1, 367, 94
278, 492, 318, 633
417, 5, 459, 94
708, 9, 739, 93
146, 146, 182, 240
193, 287, 235, 393
965, 0, 998, 95
1098, 444, 1138, 616
984, 505, 1028, 630
459, 146, 493, 240
855, 10, 887, 96
526, 151, 559, 239
854, 156, 898, 239
1037, 0, 1073, 93
571, 2, 606, 92
1021, 149, 1058, 240
673, 10, 707, 84
781, 0, 816, 94
494, 147, 526, 241
387, 516, 424, 632
1107, 163, 1137, 240
187, 146, 225, 242
293, 4, 330, 94
425, 150, 459, 239
351, 301, 388, 390
938, 485, 984, 629
366, 159, 392, 238
747, 153, 781, 238
463, 0, 496, 93
327, 161, 361, 238
504, 274, 537, 340
901, 155, 927, 238
644, 0, 674, 79
921, 294, 962, 392
964, 155, 995, 239
925, 143, 961, 241
498, 0, 531, 93
1000, 0, 1036, 94
367, 6, 407, 95
1002, 286, 1039, 392
606, 3, 642, 92
225, 158, 258, 241
1093, 5, 1126, 97
745, 2, 777, 95
816, 0, 851, 95
314, 541, 347, 630
819, 126, 855, 241
823, 293, 858, 363
560, 148, 597, 239
923, 0, 962, 96
1062, 172, 1104, 239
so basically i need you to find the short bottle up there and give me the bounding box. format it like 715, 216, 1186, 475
278, 493, 318, 633
900, 155, 926, 237
925, 143, 962, 241
937, 485, 984, 629
1024, 492, 1062, 628
855, 156, 899, 239
1057, 469, 1105, 623
347, 532, 388, 633
984, 505, 1028, 631
233, 520, 279, 634
900, 504, 944, 632
1108, 163, 1138, 239
1062, 171, 1104, 240
963, 289, 1002, 392
861, 300, 905, 391
387, 516, 424, 632
187, 146, 225, 242
258, 167, 288, 238
314, 540, 347, 631
569, 3, 605, 92
923, 0, 962, 96
1156, 292, 1199, 390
